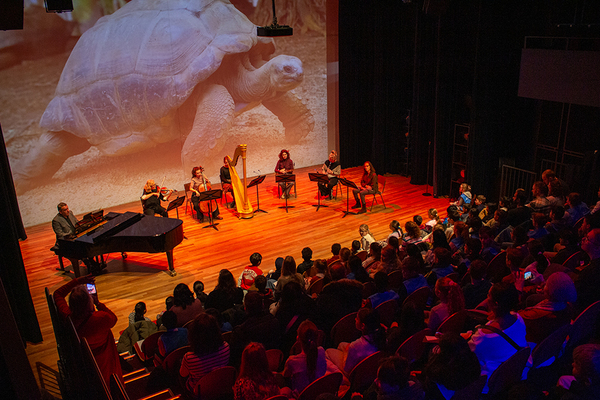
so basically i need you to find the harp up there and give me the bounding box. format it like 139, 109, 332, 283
226, 145, 254, 219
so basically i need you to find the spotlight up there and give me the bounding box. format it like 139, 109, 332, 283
257, 0, 292, 37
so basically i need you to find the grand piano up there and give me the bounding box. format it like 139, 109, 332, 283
56, 211, 183, 277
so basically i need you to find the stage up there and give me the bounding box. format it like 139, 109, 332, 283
20, 165, 449, 384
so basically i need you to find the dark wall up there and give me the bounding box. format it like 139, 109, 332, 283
338, 0, 600, 199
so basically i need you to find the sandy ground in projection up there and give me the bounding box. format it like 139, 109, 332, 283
1, 32, 327, 228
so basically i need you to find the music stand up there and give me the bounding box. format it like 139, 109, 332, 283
247, 175, 267, 214
197, 189, 222, 230
309, 173, 330, 211
339, 177, 359, 218
167, 195, 185, 219
276, 174, 296, 213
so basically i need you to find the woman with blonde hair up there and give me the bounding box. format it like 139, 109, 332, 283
141, 179, 171, 217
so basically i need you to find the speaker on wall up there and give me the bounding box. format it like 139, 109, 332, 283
44, 0, 73, 13
0, 0, 23, 31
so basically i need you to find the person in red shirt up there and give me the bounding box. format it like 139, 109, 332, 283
238, 252, 263, 290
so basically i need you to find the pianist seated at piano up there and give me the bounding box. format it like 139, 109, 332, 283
52, 202, 78, 245
141, 179, 172, 217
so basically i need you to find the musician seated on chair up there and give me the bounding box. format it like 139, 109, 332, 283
190, 166, 222, 222
275, 149, 294, 199
141, 179, 172, 217
220, 156, 236, 208
319, 150, 341, 200
352, 161, 378, 214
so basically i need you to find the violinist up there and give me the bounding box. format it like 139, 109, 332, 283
141, 179, 172, 217
190, 166, 222, 222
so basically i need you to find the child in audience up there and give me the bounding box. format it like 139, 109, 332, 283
474, 194, 487, 214
359, 224, 376, 251
233, 342, 280, 400
413, 215, 427, 234
351, 240, 362, 255
157, 310, 188, 362
297, 247, 314, 276
156, 296, 174, 329
426, 208, 440, 232
452, 183, 472, 212
193, 281, 208, 305
129, 301, 151, 325
555, 343, 600, 398
328, 243, 341, 264
238, 252, 263, 290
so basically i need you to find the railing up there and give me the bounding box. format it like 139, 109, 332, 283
499, 165, 537, 201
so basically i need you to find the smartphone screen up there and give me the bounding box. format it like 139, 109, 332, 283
524, 271, 532, 280
86, 283, 97, 294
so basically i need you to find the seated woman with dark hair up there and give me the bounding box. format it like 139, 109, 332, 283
283, 320, 342, 396
171, 283, 204, 327
53, 276, 122, 385
205, 269, 244, 313
180, 313, 230, 396
326, 308, 385, 375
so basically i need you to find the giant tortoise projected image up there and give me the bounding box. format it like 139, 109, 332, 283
2, 0, 327, 227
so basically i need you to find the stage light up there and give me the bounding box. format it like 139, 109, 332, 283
257, 0, 292, 37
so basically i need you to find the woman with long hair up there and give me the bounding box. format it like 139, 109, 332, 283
275, 149, 294, 199
180, 313, 230, 395
274, 256, 304, 300
326, 308, 386, 374
352, 161, 378, 214
283, 320, 340, 395
205, 269, 244, 312
427, 277, 465, 332
233, 342, 280, 400
189, 166, 222, 222
171, 283, 204, 327
402, 221, 423, 249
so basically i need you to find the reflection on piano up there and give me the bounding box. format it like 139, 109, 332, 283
56, 211, 184, 277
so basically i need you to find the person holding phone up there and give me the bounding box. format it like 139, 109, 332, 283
53, 276, 122, 384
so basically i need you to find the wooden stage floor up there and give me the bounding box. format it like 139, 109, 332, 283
20, 165, 449, 386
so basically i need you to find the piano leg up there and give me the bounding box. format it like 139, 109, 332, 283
166, 251, 177, 276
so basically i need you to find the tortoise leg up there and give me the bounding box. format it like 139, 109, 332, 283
12, 130, 91, 195
262, 91, 314, 142
181, 84, 235, 175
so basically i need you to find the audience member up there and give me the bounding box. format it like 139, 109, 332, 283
469, 282, 527, 393
53, 276, 122, 384
424, 333, 481, 400
233, 342, 280, 400
367, 271, 400, 308
555, 344, 600, 400
282, 320, 341, 396
402, 256, 429, 295
462, 259, 492, 309
402, 221, 423, 249
128, 301, 151, 325
361, 356, 425, 400
564, 193, 590, 227
171, 283, 204, 327
528, 181, 551, 215
575, 228, 600, 313
427, 277, 465, 332
426, 208, 441, 232
193, 281, 208, 305
157, 310, 188, 360
156, 295, 174, 329
328, 243, 342, 264
385, 302, 426, 354
297, 247, 314, 276
180, 313, 230, 396
205, 269, 244, 313
519, 271, 576, 344
238, 252, 263, 290
351, 240, 362, 255
326, 308, 385, 374
347, 256, 370, 283
359, 224, 376, 251
388, 220, 404, 242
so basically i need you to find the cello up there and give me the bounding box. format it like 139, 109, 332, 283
197, 167, 218, 217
